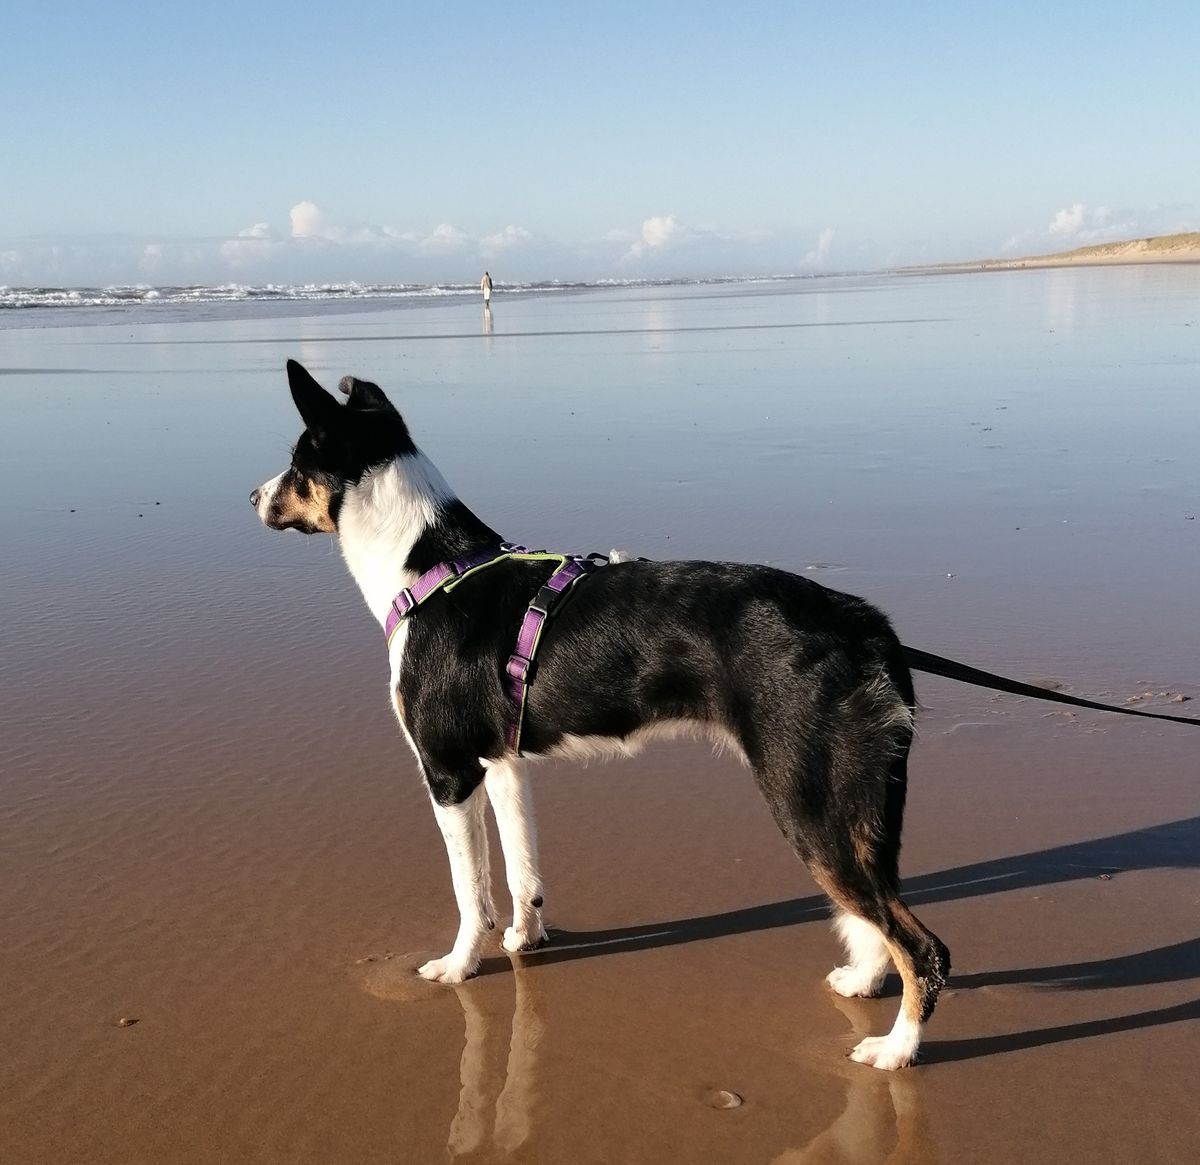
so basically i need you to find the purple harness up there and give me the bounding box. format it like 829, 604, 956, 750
384, 544, 605, 754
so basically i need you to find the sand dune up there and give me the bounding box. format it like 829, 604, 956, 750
908, 231, 1200, 273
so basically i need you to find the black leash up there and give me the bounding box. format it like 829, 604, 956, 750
903, 646, 1200, 727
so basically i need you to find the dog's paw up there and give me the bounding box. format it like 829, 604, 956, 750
502, 924, 548, 953
417, 954, 479, 984
826, 964, 886, 999
848, 1034, 918, 1071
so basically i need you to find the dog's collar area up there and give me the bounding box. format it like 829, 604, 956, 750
384, 546, 510, 638
385, 543, 607, 754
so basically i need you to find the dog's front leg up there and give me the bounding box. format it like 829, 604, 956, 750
419, 780, 494, 983
484, 759, 547, 952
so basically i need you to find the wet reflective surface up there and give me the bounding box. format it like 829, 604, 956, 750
1, 269, 1198, 1162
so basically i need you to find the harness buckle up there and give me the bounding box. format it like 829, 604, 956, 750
506, 653, 534, 682
393, 588, 416, 618
527, 585, 560, 616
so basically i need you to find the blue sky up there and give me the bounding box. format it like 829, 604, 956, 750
4, 1, 1198, 284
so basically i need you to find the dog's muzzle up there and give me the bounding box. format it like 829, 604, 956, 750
250, 472, 285, 524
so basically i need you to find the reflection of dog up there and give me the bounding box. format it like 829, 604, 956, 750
448, 969, 544, 1159
771, 996, 929, 1164
444, 970, 926, 1164
252, 360, 949, 1070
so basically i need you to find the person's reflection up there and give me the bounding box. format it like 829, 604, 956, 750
483, 304, 494, 336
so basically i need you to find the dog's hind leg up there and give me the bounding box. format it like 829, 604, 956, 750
484, 759, 548, 952
755, 728, 949, 1069
826, 743, 904, 1001
419, 780, 495, 983
843, 897, 948, 1071
805, 855, 947, 1069
810, 821, 949, 1069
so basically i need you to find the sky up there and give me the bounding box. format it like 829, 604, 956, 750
4, 1, 1198, 285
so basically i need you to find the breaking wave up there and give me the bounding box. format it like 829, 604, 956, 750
0, 275, 795, 312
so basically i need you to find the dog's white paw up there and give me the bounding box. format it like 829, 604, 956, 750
502, 924, 548, 953
826, 964, 886, 998
848, 1034, 918, 1071
417, 954, 479, 984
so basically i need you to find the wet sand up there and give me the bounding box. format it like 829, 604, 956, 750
2, 268, 1198, 1162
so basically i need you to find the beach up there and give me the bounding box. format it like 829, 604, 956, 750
2, 267, 1198, 1163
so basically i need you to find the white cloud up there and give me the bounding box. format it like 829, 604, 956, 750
1, 200, 805, 284
1001, 201, 1198, 256
803, 227, 835, 266
1049, 202, 1086, 236
220, 221, 281, 267
615, 213, 784, 271
420, 222, 470, 250
640, 214, 679, 249
289, 201, 333, 240
212, 205, 487, 277
999, 229, 1033, 253
138, 243, 163, 274
625, 214, 680, 259
481, 224, 534, 254
287, 202, 404, 244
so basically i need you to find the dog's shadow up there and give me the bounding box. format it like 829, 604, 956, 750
512, 815, 1200, 1063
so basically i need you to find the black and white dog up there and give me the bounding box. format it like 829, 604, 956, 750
250, 360, 951, 1070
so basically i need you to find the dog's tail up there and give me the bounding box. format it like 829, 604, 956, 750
902, 646, 1200, 727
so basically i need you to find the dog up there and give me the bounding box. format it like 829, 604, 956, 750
250, 359, 952, 1070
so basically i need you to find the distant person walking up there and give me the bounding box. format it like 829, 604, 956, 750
481, 270, 493, 306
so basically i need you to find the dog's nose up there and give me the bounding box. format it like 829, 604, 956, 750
249, 488, 261, 508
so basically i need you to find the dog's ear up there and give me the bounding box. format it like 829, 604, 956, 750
287, 360, 342, 440
337, 375, 396, 413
